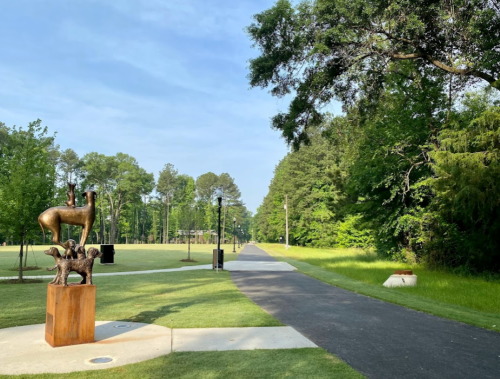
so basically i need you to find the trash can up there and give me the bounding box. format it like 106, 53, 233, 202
100, 244, 115, 264
212, 249, 224, 270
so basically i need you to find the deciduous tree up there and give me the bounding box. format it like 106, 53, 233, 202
0, 120, 56, 280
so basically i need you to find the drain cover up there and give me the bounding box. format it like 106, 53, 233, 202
89, 357, 113, 364
114, 324, 131, 329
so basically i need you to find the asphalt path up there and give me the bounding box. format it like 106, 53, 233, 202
231, 244, 500, 379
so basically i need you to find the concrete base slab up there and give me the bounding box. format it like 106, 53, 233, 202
173, 326, 317, 352
0, 321, 171, 375
0, 323, 316, 375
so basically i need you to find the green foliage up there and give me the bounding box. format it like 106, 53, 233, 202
248, 0, 500, 147
0, 120, 56, 244
425, 105, 500, 270
335, 215, 373, 249
254, 124, 372, 247
82, 152, 155, 244
0, 119, 250, 248
0, 120, 56, 279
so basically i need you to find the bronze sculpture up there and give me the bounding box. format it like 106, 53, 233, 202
65, 182, 76, 208
38, 189, 96, 249
39, 185, 100, 286
62, 239, 76, 259
41, 185, 101, 349
47, 247, 102, 286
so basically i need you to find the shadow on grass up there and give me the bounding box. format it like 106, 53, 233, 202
122, 303, 189, 324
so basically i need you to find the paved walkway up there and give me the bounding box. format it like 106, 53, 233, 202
0, 260, 295, 281
231, 245, 500, 379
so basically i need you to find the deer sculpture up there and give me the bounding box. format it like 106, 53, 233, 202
38, 190, 96, 248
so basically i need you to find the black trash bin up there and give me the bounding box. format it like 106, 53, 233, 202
100, 244, 115, 264
212, 249, 224, 270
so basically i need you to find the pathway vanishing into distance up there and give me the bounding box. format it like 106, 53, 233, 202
231, 244, 500, 379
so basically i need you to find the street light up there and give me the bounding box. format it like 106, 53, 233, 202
237, 225, 240, 248
232, 217, 236, 253
284, 195, 289, 250
213, 195, 224, 271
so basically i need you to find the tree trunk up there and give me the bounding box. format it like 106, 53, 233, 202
166, 199, 170, 244
162, 201, 167, 244
23, 240, 28, 267
110, 207, 121, 244
188, 231, 191, 260
141, 195, 146, 244
99, 193, 104, 244
18, 236, 24, 282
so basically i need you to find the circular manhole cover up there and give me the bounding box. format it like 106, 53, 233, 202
114, 324, 131, 329
89, 357, 114, 364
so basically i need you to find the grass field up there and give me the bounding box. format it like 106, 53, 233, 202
0, 243, 240, 277
0, 244, 365, 379
258, 243, 500, 332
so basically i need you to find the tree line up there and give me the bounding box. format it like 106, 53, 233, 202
0, 121, 250, 252
251, 0, 500, 272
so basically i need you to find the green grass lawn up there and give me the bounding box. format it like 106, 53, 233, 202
0, 243, 240, 277
0, 349, 364, 379
258, 243, 500, 332
0, 244, 365, 379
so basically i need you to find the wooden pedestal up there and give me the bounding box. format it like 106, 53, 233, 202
45, 284, 96, 347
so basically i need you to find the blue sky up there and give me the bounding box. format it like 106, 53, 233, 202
0, 0, 318, 213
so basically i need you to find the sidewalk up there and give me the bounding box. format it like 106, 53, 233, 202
0, 321, 316, 375
0, 260, 295, 281
231, 245, 500, 379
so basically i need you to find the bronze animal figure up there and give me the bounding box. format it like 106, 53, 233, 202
55, 247, 103, 286
65, 182, 76, 208
62, 239, 76, 259
75, 245, 86, 260
38, 190, 96, 248
44, 247, 64, 284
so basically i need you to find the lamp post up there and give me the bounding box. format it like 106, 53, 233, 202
237, 225, 240, 248
214, 196, 223, 271
285, 195, 289, 249
232, 217, 236, 253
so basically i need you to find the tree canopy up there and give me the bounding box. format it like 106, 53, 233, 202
250, 0, 500, 272
0, 124, 251, 251
0, 120, 56, 279
248, 0, 500, 147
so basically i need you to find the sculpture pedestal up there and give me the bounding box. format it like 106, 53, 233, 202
45, 284, 96, 347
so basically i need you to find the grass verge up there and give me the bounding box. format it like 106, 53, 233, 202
0, 270, 278, 329
0, 349, 365, 379
258, 243, 500, 332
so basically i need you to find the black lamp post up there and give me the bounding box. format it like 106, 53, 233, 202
216, 196, 223, 269
217, 197, 222, 251
237, 225, 241, 248
232, 217, 236, 253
